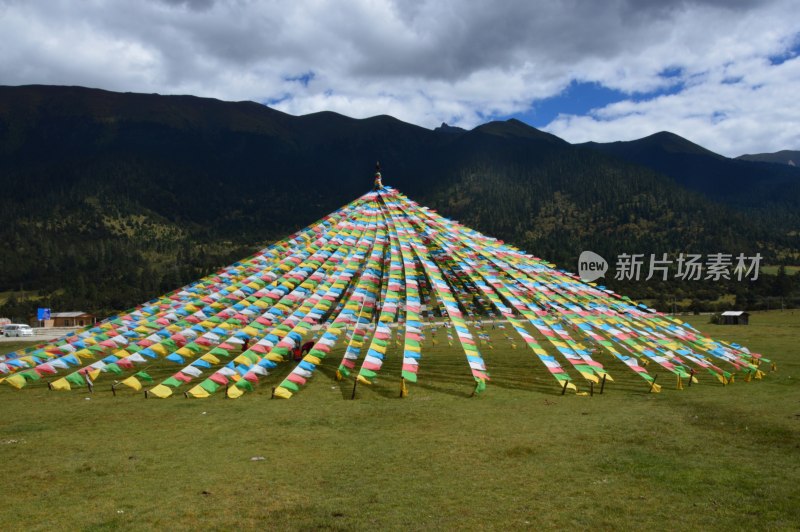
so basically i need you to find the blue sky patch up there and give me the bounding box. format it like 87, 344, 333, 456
504, 73, 686, 128
284, 71, 316, 87
769, 36, 800, 65
508, 81, 627, 127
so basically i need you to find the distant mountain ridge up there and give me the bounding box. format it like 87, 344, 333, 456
737, 150, 799, 166
0, 84, 798, 315
579, 132, 800, 212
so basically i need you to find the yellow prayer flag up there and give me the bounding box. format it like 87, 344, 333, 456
150, 344, 168, 356
273, 386, 293, 399
303, 355, 321, 365
5, 374, 27, 389
119, 376, 142, 391
187, 385, 210, 398
147, 384, 173, 398
227, 385, 245, 399
580, 372, 600, 384
49, 377, 71, 391
200, 353, 220, 364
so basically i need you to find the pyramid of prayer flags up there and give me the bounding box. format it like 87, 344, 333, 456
1, 185, 771, 399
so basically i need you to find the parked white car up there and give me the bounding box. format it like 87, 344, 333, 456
3, 324, 34, 337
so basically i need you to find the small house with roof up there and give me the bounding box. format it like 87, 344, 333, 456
720, 310, 750, 325
48, 311, 96, 327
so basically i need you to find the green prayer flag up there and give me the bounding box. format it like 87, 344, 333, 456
401, 370, 417, 382
282, 380, 300, 392
236, 380, 254, 391
161, 339, 178, 350
135, 371, 153, 382
162, 377, 183, 388
65, 373, 86, 387
21, 369, 41, 382
199, 379, 220, 393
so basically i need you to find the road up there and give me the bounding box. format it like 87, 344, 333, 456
0, 327, 79, 343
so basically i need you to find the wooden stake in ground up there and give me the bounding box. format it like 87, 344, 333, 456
649, 374, 659, 393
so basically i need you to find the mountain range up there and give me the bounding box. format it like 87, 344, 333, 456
0, 84, 798, 315
737, 150, 799, 166
581, 133, 800, 212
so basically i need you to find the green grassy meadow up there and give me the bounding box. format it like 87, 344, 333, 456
1, 311, 799, 530
761, 265, 800, 275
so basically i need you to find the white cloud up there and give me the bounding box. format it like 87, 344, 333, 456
0, 0, 797, 155
546, 54, 800, 156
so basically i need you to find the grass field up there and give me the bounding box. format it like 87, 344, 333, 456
1, 311, 798, 530
0, 289, 41, 305
761, 265, 800, 275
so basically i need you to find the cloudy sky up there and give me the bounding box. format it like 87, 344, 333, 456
1, 0, 798, 156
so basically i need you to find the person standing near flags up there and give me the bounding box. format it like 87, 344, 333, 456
374, 161, 383, 190
83, 369, 94, 393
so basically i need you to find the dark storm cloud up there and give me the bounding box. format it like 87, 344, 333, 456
0, 0, 783, 86
343, 0, 776, 80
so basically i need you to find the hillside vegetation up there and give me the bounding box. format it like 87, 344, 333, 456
1, 85, 798, 317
